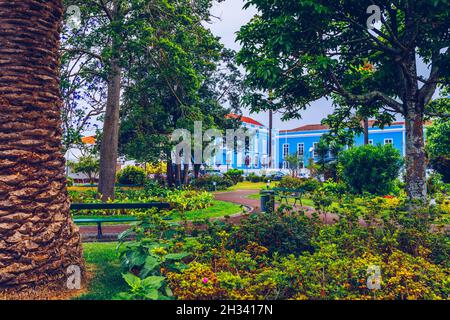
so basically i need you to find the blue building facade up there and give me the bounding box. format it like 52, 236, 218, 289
213, 115, 407, 172
210, 115, 270, 171
276, 121, 406, 169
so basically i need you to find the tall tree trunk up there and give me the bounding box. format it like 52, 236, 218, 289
404, 111, 427, 203
0, 0, 84, 293
98, 0, 122, 201
98, 59, 121, 201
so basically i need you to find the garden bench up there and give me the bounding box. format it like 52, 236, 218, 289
71, 202, 171, 240
272, 188, 305, 207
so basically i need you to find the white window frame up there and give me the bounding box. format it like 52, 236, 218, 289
368, 139, 374, 145
313, 142, 319, 157
297, 143, 305, 158
283, 144, 289, 158
384, 138, 393, 145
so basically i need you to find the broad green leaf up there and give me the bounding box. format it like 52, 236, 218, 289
122, 273, 141, 288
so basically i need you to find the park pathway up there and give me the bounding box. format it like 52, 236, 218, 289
78, 189, 338, 241
78, 189, 261, 241
214, 189, 261, 213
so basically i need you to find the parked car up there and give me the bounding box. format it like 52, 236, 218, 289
269, 171, 286, 181
204, 170, 224, 177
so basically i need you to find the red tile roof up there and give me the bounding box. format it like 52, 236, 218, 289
280, 124, 329, 133
226, 113, 264, 127
280, 121, 406, 133
81, 136, 96, 145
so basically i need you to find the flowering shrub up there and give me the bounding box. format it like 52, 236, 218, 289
167, 201, 449, 300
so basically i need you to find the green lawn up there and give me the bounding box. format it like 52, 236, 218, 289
225, 181, 277, 191
171, 200, 243, 220
74, 242, 127, 300
72, 200, 242, 224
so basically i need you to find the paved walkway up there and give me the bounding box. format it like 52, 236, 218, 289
214, 189, 261, 213
77, 189, 359, 241
79, 189, 450, 241
79, 190, 261, 241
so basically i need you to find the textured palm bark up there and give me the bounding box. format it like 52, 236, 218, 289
0, 0, 84, 291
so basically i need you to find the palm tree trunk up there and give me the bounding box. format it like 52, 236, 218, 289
0, 0, 84, 293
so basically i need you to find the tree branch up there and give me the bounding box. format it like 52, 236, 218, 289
328, 71, 403, 113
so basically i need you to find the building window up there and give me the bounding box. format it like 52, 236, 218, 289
283, 144, 289, 158
384, 138, 393, 145
313, 142, 319, 157
297, 143, 304, 158
368, 139, 374, 145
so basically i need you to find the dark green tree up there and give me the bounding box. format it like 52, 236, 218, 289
237, 0, 450, 202
339, 144, 403, 195
426, 90, 450, 182
118, 14, 242, 186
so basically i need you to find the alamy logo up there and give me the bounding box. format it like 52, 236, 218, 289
67, 5, 82, 29
171, 121, 263, 166
367, 5, 381, 30
367, 265, 381, 290
67, 265, 81, 290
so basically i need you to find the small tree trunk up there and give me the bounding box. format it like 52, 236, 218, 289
166, 161, 173, 187
175, 164, 182, 187
98, 59, 121, 201
404, 111, 427, 202
363, 118, 369, 145
194, 164, 201, 179
183, 163, 189, 185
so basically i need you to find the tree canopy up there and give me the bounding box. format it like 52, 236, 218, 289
237, 0, 449, 201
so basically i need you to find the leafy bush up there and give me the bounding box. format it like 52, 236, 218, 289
246, 173, 266, 183
319, 179, 347, 198
429, 156, 450, 183
66, 177, 74, 187
427, 173, 446, 197
427, 116, 450, 183
278, 176, 320, 193
192, 175, 234, 191
339, 144, 403, 195
229, 210, 317, 256
116, 213, 190, 300
117, 166, 146, 186
167, 201, 449, 300
68, 188, 213, 216
224, 169, 244, 185
71, 155, 100, 184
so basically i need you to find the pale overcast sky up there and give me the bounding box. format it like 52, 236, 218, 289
206, 0, 436, 129
206, 0, 342, 130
